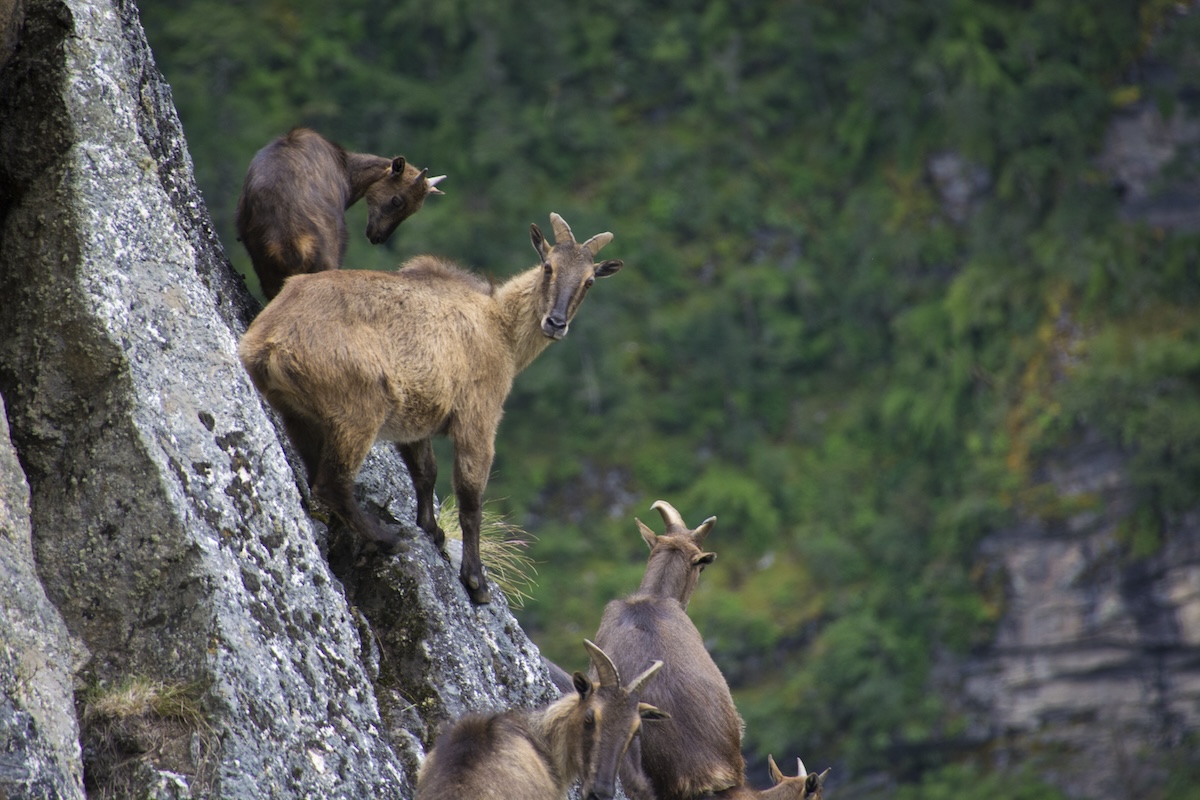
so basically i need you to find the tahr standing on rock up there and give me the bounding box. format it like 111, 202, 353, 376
238, 213, 623, 603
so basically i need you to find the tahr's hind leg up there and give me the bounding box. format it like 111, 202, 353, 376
312, 425, 404, 554
397, 438, 444, 548
278, 410, 323, 483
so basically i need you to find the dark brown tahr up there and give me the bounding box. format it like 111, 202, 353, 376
235, 127, 444, 299
592, 500, 744, 800
416, 640, 667, 800
236, 213, 623, 603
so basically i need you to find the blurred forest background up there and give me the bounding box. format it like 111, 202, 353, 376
140, 1, 1200, 797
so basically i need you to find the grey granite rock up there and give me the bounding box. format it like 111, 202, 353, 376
0, 0, 559, 797
0, 392, 85, 800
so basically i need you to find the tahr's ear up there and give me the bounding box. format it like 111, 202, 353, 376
531, 224, 550, 261
572, 671, 593, 699
692, 552, 716, 567
768, 754, 785, 785
636, 518, 657, 550
594, 259, 622, 278
638, 703, 670, 721
391, 156, 406, 173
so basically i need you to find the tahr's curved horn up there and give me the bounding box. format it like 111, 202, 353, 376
583, 639, 620, 689
694, 515, 716, 543
582, 231, 613, 255
549, 212, 575, 245
650, 499, 686, 532
626, 660, 663, 694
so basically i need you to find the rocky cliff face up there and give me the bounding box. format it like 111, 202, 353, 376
957, 437, 1200, 799
0, 1, 558, 798
947, 76, 1200, 799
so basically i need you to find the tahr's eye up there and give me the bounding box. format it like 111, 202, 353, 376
543, 262, 553, 276
584, 709, 595, 726
584, 277, 595, 289
391, 196, 404, 208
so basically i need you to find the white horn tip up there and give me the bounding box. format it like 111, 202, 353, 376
427, 174, 446, 186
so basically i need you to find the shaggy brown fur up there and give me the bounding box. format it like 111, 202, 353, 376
235, 127, 444, 299
593, 501, 744, 800
237, 213, 622, 603
416, 640, 666, 800
705, 756, 831, 800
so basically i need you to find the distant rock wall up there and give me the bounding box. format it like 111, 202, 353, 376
0, 1, 558, 798
918, 38, 1200, 799
957, 435, 1200, 798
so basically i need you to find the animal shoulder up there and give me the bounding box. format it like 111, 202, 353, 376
606, 593, 680, 628
396, 256, 494, 296
280, 127, 346, 159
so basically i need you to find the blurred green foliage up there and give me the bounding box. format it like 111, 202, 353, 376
142, 0, 1200, 792
892, 763, 1067, 800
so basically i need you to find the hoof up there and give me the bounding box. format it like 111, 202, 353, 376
462, 573, 491, 605
422, 523, 446, 549
367, 524, 407, 556
378, 536, 408, 556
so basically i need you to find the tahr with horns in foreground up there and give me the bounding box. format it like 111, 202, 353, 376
416, 639, 667, 800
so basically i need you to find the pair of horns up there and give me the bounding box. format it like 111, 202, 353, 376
767, 754, 831, 788
638, 499, 716, 541
583, 639, 661, 694
549, 212, 613, 256
388, 156, 447, 194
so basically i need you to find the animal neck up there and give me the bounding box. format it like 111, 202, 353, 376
637, 549, 693, 606
494, 265, 553, 373
343, 151, 392, 207
531, 694, 583, 792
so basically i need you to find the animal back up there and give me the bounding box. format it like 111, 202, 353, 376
417, 713, 560, 800
397, 254, 494, 295
236, 129, 352, 296
596, 596, 745, 799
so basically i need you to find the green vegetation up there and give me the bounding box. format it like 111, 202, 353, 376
436, 496, 539, 609
893, 763, 1067, 800
79, 676, 214, 796
142, 0, 1200, 792
81, 676, 208, 731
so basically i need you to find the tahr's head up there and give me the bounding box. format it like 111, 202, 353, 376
364, 157, 445, 244
530, 212, 623, 340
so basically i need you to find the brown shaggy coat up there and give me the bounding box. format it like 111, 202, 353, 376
235, 127, 443, 299
237, 214, 621, 603
592, 501, 745, 800
416, 640, 666, 800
